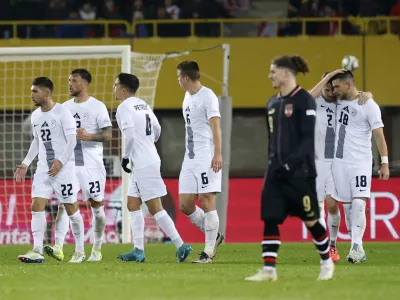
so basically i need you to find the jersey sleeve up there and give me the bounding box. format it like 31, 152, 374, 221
148, 105, 161, 142
204, 90, 221, 120
60, 108, 77, 136
365, 100, 384, 130
97, 103, 112, 129
116, 104, 135, 131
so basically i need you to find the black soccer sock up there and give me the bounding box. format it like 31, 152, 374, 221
308, 221, 330, 260
262, 221, 280, 268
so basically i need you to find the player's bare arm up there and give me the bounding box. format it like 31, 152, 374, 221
309, 69, 345, 98
209, 116, 222, 172
373, 127, 390, 180
77, 126, 112, 142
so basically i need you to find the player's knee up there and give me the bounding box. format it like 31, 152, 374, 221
63, 202, 79, 216
326, 196, 339, 214
90, 199, 104, 209
304, 219, 318, 228
31, 198, 47, 212
179, 202, 195, 215
146, 198, 163, 215
199, 193, 216, 212
127, 196, 142, 212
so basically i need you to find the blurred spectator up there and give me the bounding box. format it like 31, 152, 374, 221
56, 10, 88, 38
165, 0, 180, 20
129, 0, 150, 37
390, 0, 400, 34
99, 0, 124, 37
79, 2, 97, 20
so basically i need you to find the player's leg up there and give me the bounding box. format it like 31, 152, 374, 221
347, 166, 371, 263
18, 170, 53, 263
118, 172, 145, 262
84, 168, 107, 261
326, 196, 342, 262
293, 178, 334, 280
53, 167, 85, 263
315, 160, 329, 229
343, 202, 352, 237
179, 166, 205, 232
192, 164, 224, 263
245, 178, 283, 281
140, 163, 192, 262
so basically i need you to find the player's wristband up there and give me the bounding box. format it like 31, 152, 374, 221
381, 156, 389, 164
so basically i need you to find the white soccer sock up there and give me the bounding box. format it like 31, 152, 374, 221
328, 211, 340, 247
69, 210, 85, 253
351, 199, 366, 251
91, 206, 106, 252
204, 210, 219, 256
343, 203, 352, 237
318, 201, 327, 229
31, 211, 46, 254
187, 205, 205, 232
55, 205, 69, 249
154, 210, 184, 249
130, 210, 145, 250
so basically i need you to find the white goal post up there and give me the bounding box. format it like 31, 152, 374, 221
0, 44, 231, 245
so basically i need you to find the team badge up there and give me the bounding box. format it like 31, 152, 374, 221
50, 119, 57, 129
351, 109, 357, 117
84, 112, 90, 120
284, 104, 293, 117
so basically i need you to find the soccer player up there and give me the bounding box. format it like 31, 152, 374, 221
246, 55, 334, 281
14, 77, 85, 263
43, 69, 112, 262
309, 70, 372, 262
114, 72, 192, 262
330, 71, 389, 263
176, 61, 224, 264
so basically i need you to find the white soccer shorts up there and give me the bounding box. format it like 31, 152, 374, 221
331, 160, 372, 203
127, 162, 167, 202
76, 167, 106, 202
32, 163, 78, 204
315, 160, 335, 202
179, 160, 222, 194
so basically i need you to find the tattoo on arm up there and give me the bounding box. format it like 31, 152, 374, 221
91, 126, 112, 142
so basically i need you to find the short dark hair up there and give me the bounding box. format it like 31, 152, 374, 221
177, 61, 200, 81
330, 70, 354, 82
71, 68, 92, 83
118, 72, 140, 94
272, 55, 310, 75
32, 77, 54, 93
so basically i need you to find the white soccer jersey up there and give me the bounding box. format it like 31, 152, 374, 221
116, 97, 161, 170
334, 98, 383, 163
182, 86, 220, 161
31, 103, 76, 171
63, 97, 112, 169
315, 96, 337, 161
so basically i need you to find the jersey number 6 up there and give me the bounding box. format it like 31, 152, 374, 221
145, 114, 152, 136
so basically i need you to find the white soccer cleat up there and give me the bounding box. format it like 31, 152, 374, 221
317, 259, 335, 280
68, 252, 86, 263
43, 245, 64, 262
192, 251, 213, 264
18, 250, 44, 263
347, 249, 367, 264
245, 268, 278, 282
87, 250, 102, 262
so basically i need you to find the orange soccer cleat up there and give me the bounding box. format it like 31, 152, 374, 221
330, 246, 340, 262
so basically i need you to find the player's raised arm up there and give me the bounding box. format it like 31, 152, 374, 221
309, 69, 345, 98
15, 122, 39, 182
48, 111, 77, 177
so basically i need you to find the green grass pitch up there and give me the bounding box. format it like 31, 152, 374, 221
0, 242, 399, 300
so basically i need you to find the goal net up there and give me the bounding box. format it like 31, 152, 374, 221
0, 44, 231, 245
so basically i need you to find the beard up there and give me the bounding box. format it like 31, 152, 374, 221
70, 90, 81, 97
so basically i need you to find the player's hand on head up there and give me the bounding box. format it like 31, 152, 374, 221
48, 159, 63, 177
211, 153, 222, 172
121, 157, 131, 173
76, 128, 92, 141
379, 164, 390, 180
14, 164, 28, 182
329, 69, 347, 77
358, 91, 373, 105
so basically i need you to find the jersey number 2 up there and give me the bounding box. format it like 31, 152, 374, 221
145, 114, 152, 136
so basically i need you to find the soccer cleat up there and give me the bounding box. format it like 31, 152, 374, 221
329, 246, 340, 263
245, 268, 278, 282
176, 244, 193, 263
18, 250, 44, 263
347, 249, 367, 264
43, 245, 64, 262
317, 259, 335, 280
68, 252, 86, 263
191, 251, 213, 264
211, 232, 225, 259
87, 250, 102, 262
118, 248, 145, 262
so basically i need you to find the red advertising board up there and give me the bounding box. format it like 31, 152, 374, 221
0, 178, 399, 244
